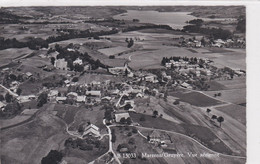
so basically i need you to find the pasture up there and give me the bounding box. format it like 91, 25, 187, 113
215, 104, 246, 125
98, 46, 130, 56
0, 110, 70, 164
111, 126, 168, 164
0, 48, 33, 67
130, 112, 233, 155
169, 91, 223, 107
203, 88, 246, 105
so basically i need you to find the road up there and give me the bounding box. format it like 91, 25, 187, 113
103, 119, 122, 164
0, 84, 19, 97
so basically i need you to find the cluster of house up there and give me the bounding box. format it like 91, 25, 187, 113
177, 36, 245, 48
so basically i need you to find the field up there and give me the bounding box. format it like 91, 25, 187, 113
98, 46, 130, 56
130, 112, 233, 155
63, 136, 109, 163
215, 104, 246, 125
68, 106, 106, 133
216, 77, 246, 89
54, 104, 80, 125
139, 129, 245, 164
0, 106, 70, 164
169, 91, 223, 107
111, 126, 168, 164
206, 80, 228, 91
0, 48, 33, 67
203, 88, 246, 105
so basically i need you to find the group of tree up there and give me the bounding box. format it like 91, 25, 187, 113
125, 38, 134, 48
41, 150, 63, 164
0, 100, 21, 118
122, 24, 173, 33
0, 37, 48, 50
206, 109, 224, 127
119, 117, 132, 125
111, 129, 116, 143
37, 92, 48, 107
182, 25, 232, 40
236, 15, 246, 33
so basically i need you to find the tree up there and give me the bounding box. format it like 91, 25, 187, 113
72, 77, 79, 82
120, 117, 126, 124
0, 94, 4, 101
126, 117, 132, 125
217, 116, 224, 127
16, 88, 22, 96
218, 93, 222, 97
128, 138, 135, 145
37, 92, 48, 107
173, 100, 180, 105
153, 110, 158, 118
211, 115, 217, 120
206, 108, 211, 116
124, 103, 132, 110
5, 93, 13, 103
41, 150, 63, 164
51, 57, 55, 65
147, 135, 150, 141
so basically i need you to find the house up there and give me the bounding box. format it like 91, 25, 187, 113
25, 72, 33, 78
54, 59, 68, 70
76, 95, 86, 103
86, 90, 101, 97
82, 124, 100, 138
0, 101, 6, 111
64, 79, 70, 85
48, 90, 59, 98
181, 82, 192, 89
148, 130, 172, 144
101, 96, 112, 101
56, 97, 67, 103
115, 112, 130, 122
144, 74, 158, 83
73, 58, 83, 65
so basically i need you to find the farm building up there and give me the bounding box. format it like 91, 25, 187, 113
54, 59, 68, 70
73, 58, 83, 65
25, 72, 33, 78
148, 130, 172, 144
56, 96, 67, 103
83, 124, 100, 138
76, 95, 86, 103
114, 112, 130, 122
86, 90, 101, 97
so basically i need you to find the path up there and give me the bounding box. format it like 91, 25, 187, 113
0, 84, 19, 97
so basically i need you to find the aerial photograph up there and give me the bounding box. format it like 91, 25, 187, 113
0, 4, 246, 164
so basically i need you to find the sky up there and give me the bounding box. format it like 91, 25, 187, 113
0, 0, 255, 7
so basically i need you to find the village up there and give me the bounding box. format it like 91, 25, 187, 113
0, 5, 247, 164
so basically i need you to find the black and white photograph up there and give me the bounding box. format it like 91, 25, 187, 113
0, 1, 259, 164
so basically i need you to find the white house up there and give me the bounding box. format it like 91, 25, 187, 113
56, 97, 67, 103
86, 90, 101, 97
54, 59, 68, 70
76, 95, 86, 103
115, 112, 130, 122
73, 58, 83, 65
82, 124, 100, 137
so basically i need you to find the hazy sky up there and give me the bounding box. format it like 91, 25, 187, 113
0, 0, 251, 7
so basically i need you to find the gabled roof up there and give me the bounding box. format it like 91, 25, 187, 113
115, 112, 130, 122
